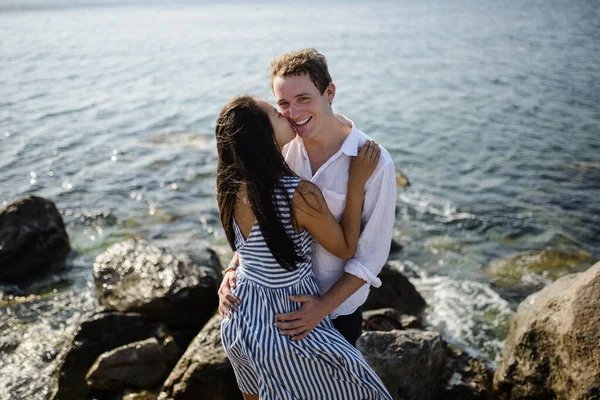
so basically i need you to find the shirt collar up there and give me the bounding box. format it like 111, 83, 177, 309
337, 114, 360, 157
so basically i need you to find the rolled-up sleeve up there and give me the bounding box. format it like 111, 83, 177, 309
343, 157, 397, 287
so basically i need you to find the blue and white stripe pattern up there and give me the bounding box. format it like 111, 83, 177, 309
220, 176, 392, 399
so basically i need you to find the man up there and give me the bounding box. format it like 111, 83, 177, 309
218, 48, 396, 346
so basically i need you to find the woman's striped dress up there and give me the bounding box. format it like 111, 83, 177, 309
220, 176, 392, 399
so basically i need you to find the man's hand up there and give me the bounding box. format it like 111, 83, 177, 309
218, 270, 241, 319
274, 294, 331, 341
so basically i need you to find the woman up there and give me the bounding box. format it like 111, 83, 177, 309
216, 95, 392, 400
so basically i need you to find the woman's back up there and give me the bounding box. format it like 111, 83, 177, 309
233, 176, 313, 289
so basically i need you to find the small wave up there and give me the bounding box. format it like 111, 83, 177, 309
401, 262, 514, 366
398, 192, 476, 223
0, 288, 97, 399
35, 103, 97, 121
142, 131, 214, 150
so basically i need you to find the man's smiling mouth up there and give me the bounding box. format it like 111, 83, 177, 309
294, 117, 311, 126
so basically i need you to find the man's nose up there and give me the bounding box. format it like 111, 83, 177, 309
289, 104, 300, 119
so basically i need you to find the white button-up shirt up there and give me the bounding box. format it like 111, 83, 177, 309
282, 116, 397, 318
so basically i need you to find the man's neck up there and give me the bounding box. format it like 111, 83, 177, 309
304, 113, 352, 174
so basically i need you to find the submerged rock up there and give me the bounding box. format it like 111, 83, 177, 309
396, 170, 410, 188
363, 262, 427, 318
488, 246, 596, 294
357, 329, 446, 400
51, 311, 162, 400
0, 196, 70, 283
494, 262, 600, 399
85, 336, 180, 392
158, 314, 242, 400
93, 238, 219, 326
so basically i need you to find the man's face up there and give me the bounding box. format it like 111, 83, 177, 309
272, 73, 334, 141
256, 100, 295, 150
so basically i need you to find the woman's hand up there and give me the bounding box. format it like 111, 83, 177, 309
349, 140, 381, 188
218, 269, 241, 319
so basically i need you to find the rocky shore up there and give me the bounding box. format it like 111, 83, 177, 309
1, 196, 598, 400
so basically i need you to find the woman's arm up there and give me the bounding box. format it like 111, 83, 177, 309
293, 140, 380, 259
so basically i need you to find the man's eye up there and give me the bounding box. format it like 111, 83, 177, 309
279, 103, 289, 109
299, 97, 310, 102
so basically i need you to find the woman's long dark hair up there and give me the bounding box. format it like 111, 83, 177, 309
215, 95, 304, 271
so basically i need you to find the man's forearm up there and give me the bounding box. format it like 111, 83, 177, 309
321, 273, 367, 314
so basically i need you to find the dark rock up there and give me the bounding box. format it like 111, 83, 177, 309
438, 344, 494, 400
390, 239, 403, 253
169, 240, 222, 280
158, 314, 242, 400
494, 262, 600, 400
363, 262, 427, 318
0, 196, 70, 283
51, 311, 162, 400
85, 337, 179, 392
362, 308, 423, 330
93, 238, 219, 326
357, 329, 446, 400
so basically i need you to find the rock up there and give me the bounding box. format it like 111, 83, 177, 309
396, 170, 410, 188
390, 238, 403, 253
93, 238, 219, 325
362, 308, 423, 330
357, 329, 446, 400
169, 239, 222, 280
438, 344, 494, 400
158, 314, 242, 400
85, 337, 179, 392
488, 246, 596, 294
123, 391, 158, 400
51, 311, 162, 400
363, 262, 427, 318
494, 262, 600, 400
0, 196, 70, 283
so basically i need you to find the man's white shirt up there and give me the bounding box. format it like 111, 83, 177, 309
282, 116, 397, 318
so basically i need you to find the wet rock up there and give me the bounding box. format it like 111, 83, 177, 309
0, 196, 70, 283
169, 240, 222, 281
438, 344, 494, 400
93, 238, 219, 325
396, 170, 410, 188
158, 314, 242, 400
357, 329, 446, 400
488, 246, 596, 294
122, 390, 158, 400
390, 238, 403, 253
363, 262, 427, 318
494, 262, 600, 399
51, 311, 162, 400
362, 308, 423, 330
86, 337, 179, 392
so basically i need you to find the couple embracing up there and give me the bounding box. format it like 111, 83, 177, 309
215, 49, 396, 399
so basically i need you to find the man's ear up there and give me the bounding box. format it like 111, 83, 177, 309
326, 82, 336, 105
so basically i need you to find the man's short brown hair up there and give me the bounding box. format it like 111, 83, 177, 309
270, 48, 332, 95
